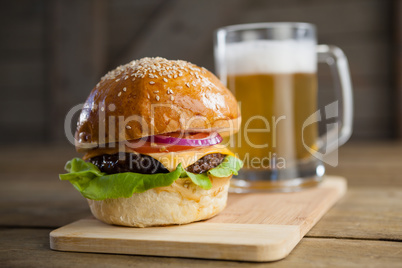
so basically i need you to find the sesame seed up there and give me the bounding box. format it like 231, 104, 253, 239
101, 107, 105, 111
163, 78, 168, 82
154, 90, 159, 93
192, 82, 197, 87
156, 95, 160, 101
96, 83, 100, 88
126, 125, 131, 130
118, 92, 122, 97
98, 57, 203, 88
147, 93, 150, 99
123, 87, 127, 91
149, 81, 155, 85
170, 96, 174, 101
185, 83, 190, 88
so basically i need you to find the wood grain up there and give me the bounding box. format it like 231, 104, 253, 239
0, 143, 401, 238
1, 143, 402, 265
0, 0, 47, 143
47, 0, 108, 141
50, 220, 300, 262
49, 177, 345, 262
395, 0, 402, 138
209, 177, 346, 238
307, 187, 402, 241
3, 228, 402, 267
1, 0, 395, 142
325, 142, 402, 187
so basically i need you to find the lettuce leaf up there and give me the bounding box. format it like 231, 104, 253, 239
181, 170, 212, 190
208, 156, 243, 177
60, 158, 104, 192
60, 155, 242, 200
179, 156, 243, 190
60, 158, 184, 200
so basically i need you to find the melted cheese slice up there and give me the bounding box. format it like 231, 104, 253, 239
83, 145, 235, 172
144, 146, 235, 171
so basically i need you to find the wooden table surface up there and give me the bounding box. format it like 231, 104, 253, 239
1, 142, 402, 267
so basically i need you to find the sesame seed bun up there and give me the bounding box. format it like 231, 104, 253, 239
72, 57, 240, 228
75, 57, 240, 151
87, 175, 231, 227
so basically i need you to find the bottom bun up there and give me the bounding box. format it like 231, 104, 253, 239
87, 175, 231, 227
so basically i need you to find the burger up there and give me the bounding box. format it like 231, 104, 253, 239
60, 57, 242, 227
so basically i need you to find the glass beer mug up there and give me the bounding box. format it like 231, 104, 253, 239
214, 23, 353, 192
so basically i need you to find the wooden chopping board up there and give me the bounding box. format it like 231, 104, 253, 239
50, 176, 346, 262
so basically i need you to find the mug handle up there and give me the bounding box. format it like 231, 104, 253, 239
315, 45, 353, 154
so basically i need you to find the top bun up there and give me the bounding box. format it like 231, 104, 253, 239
75, 57, 240, 151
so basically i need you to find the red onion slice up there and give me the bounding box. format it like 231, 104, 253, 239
151, 132, 223, 147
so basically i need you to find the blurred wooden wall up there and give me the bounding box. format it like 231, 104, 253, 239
0, 0, 399, 145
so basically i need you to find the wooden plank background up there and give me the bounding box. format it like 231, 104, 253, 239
0, 0, 398, 144
395, 0, 402, 138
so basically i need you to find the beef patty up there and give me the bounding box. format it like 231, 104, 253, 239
185, 153, 225, 174
89, 152, 225, 175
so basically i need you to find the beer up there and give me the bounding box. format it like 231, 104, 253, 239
226, 73, 318, 169
221, 39, 318, 170
215, 22, 353, 191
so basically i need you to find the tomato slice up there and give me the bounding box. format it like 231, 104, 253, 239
157, 132, 211, 139
125, 132, 211, 154
126, 141, 194, 154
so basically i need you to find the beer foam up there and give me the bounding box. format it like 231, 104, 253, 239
223, 40, 316, 74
